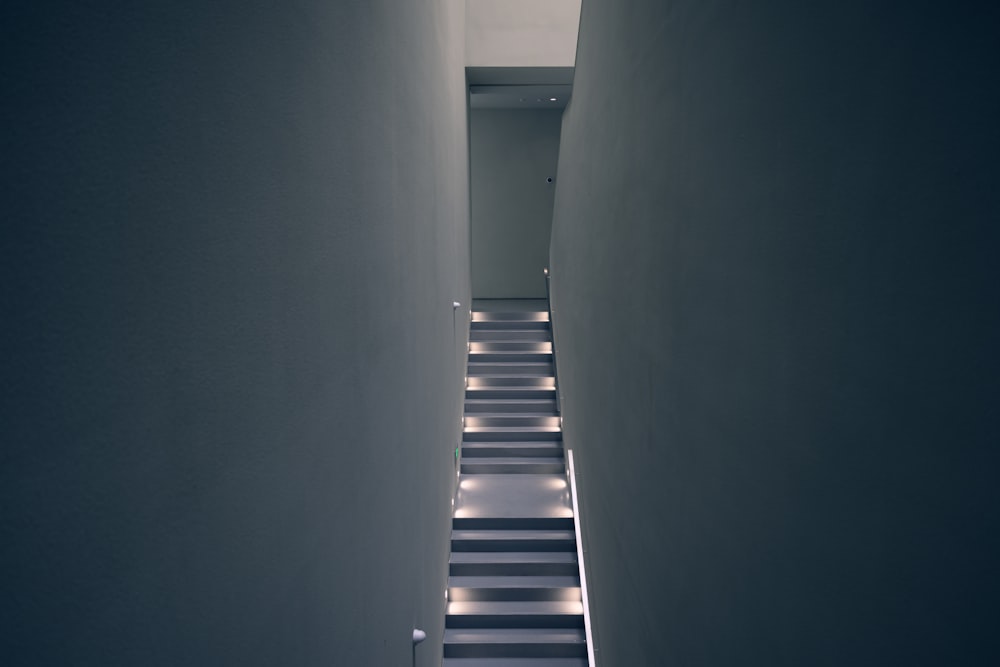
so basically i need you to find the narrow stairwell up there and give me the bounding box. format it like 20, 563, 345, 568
444, 305, 589, 666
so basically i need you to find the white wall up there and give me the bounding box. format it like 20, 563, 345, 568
471, 109, 563, 298
466, 0, 581, 67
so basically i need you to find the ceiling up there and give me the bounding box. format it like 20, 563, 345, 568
467, 67, 574, 110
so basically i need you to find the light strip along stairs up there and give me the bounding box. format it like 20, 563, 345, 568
444, 307, 588, 666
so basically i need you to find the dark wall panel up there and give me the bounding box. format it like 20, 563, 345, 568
471, 109, 563, 298
1, 2, 468, 665
550, 1, 998, 664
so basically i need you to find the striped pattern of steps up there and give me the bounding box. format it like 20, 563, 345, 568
444, 307, 587, 666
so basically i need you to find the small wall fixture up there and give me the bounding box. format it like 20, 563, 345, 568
412, 628, 427, 645
453, 301, 461, 309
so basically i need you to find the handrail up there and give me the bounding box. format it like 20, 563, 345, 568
567, 449, 597, 667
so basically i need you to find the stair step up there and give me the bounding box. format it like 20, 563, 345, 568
443, 628, 586, 659
470, 341, 552, 353
467, 377, 555, 389
464, 428, 561, 442
472, 312, 549, 322
450, 552, 579, 577
443, 658, 587, 667
451, 530, 576, 552
449, 576, 581, 601
453, 517, 574, 531
462, 457, 565, 474
445, 602, 585, 630
468, 362, 554, 376
464, 399, 557, 414
462, 442, 564, 458
469, 352, 552, 364
470, 329, 552, 342
466, 387, 557, 401
471, 320, 551, 331
465, 415, 560, 428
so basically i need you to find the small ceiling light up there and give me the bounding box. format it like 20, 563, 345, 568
550, 97, 557, 101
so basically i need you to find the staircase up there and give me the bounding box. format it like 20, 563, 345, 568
444, 305, 589, 666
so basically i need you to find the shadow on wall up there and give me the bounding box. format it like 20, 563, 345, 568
471, 108, 563, 299
549, 0, 999, 665
1, 1, 471, 666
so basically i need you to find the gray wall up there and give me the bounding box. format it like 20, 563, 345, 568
1, 2, 468, 665
550, 1, 999, 665
471, 109, 562, 298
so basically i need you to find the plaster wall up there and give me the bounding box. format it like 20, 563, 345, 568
550, 1, 999, 664
471, 109, 562, 298
1, 2, 469, 665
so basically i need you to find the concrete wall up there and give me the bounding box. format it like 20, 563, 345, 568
466, 0, 581, 67
550, 1, 999, 665
471, 109, 562, 298
1, 2, 468, 665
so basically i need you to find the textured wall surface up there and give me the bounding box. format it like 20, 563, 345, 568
550, 1, 999, 665
471, 109, 562, 298
1, 2, 468, 665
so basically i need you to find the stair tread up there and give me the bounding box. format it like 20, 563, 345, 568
470, 333, 552, 341
450, 576, 580, 588
447, 601, 584, 615
463, 426, 561, 433
462, 457, 564, 464
451, 552, 578, 564
462, 442, 563, 448
444, 628, 585, 643
465, 399, 556, 404
471, 311, 548, 320
467, 377, 555, 387
443, 659, 587, 667
453, 529, 575, 539
471, 324, 551, 332
466, 387, 556, 391
465, 413, 558, 419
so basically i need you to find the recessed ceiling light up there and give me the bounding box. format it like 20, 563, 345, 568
550, 97, 557, 101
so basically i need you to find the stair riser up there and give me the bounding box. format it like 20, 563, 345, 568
471, 321, 551, 331
465, 388, 556, 403
452, 539, 576, 552
445, 615, 584, 630
444, 642, 585, 659
462, 462, 565, 474
469, 341, 552, 352
442, 658, 586, 667
467, 377, 555, 389
469, 353, 552, 364
463, 431, 561, 442
462, 446, 563, 458
465, 416, 560, 428
465, 402, 557, 414
448, 588, 581, 602
453, 518, 574, 531
468, 364, 554, 376
471, 312, 549, 322
470, 330, 552, 342
450, 562, 580, 577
